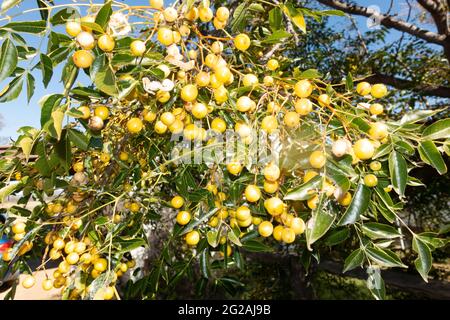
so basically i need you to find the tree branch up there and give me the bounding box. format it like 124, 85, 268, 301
316, 0, 447, 45
417, 0, 449, 35
362, 72, 450, 98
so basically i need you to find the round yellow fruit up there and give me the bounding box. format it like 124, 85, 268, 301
12, 221, 26, 234
98, 34, 115, 52
214, 66, 232, 84
185, 230, 200, 246
353, 139, 375, 160
163, 7, 177, 22
294, 80, 313, 98
130, 40, 146, 56
242, 74, 258, 87
364, 174, 378, 187
211, 117, 227, 133
94, 106, 109, 120
227, 161, 242, 176
199, 6, 213, 22
371, 83, 388, 98
77, 106, 91, 119
143, 109, 157, 122
236, 96, 255, 112
42, 279, 53, 291
369, 103, 384, 115
76, 31, 95, 50
127, 118, 143, 134
267, 59, 279, 71
195, 71, 210, 87
317, 94, 331, 107
264, 162, 280, 182
273, 225, 284, 241
309, 150, 326, 169
370, 161, 382, 171
213, 17, 227, 29
103, 287, 115, 300
234, 34, 251, 51
236, 206, 251, 221
263, 180, 279, 193
22, 275, 36, 289
216, 7, 230, 22
261, 115, 278, 134
258, 221, 274, 237
211, 41, 224, 54
94, 258, 108, 272
72, 50, 94, 68
264, 197, 284, 216
160, 112, 175, 126
369, 122, 388, 140
191, 102, 208, 119
284, 111, 300, 128
356, 82, 371, 96
338, 192, 352, 206
295, 98, 313, 115
66, 252, 80, 265
180, 84, 198, 102
245, 184, 261, 202
176, 210, 191, 225
66, 21, 82, 37
281, 227, 296, 244
291, 217, 305, 235
119, 152, 129, 162
171, 196, 184, 209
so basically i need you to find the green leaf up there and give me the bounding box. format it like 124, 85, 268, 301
50, 8, 79, 25
291, 13, 306, 33
412, 236, 432, 282
115, 237, 146, 253
0, 38, 18, 83
2, 20, 46, 33
372, 143, 392, 159
284, 175, 321, 201
389, 151, 407, 197
94, 64, 118, 96
362, 222, 401, 240
40, 94, 63, 127
206, 230, 219, 248
324, 228, 350, 246
0, 181, 21, 202
399, 109, 441, 125
38, 54, 52, 88
0, 74, 23, 102
80, 21, 104, 34
228, 228, 242, 246
418, 141, 447, 175
306, 196, 336, 250
422, 119, 450, 140
337, 184, 371, 226
269, 7, 282, 31
230, 3, 247, 33
242, 239, 273, 252
199, 248, 211, 279
95, 1, 112, 29
26, 72, 35, 103
373, 187, 396, 223
299, 69, 322, 79
261, 30, 292, 44
319, 10, 346, 17
343, 248, 364, 273
345, 72, 354, 91
367, 267, 386, 300
366, 247, 407, 268
51, 109, 64, 141
18, 136, 33, 161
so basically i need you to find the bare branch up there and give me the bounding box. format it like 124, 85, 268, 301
316, 0, 447, 45
362, 72, 450, 98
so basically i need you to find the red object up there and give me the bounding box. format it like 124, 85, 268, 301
0, 241, 12, 253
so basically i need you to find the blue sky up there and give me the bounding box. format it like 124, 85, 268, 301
0, 0, 439, 142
